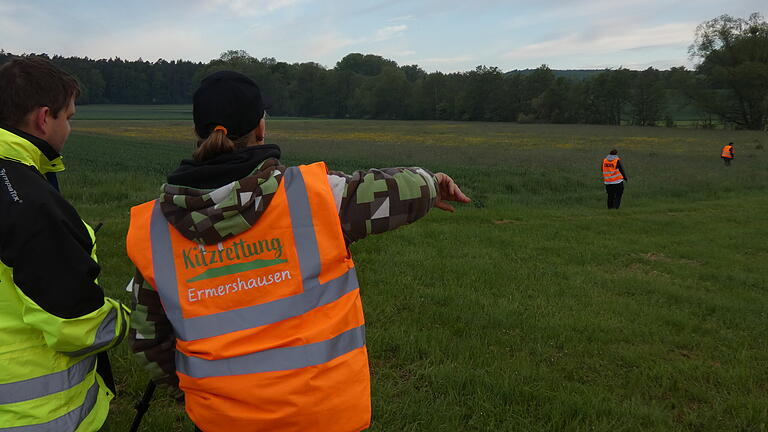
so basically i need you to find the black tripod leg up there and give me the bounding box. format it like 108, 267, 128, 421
129, 380, 157, 432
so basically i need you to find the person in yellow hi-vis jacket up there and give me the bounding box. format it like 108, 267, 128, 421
0, 57, 130, 431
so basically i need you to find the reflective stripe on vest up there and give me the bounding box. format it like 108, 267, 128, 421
721, 146, 733, 158
177, 324, 366, 378
0, 356, 95, 405
149, 167, 361, 342
0, 380, 99, 432
602, 158, 624, 184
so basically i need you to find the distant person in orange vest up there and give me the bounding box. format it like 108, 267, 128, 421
602, 149, 627, 209
721, 142, 734, 166
126, 70, 470, 432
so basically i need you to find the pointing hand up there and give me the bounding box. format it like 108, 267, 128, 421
434, 172, 471, 212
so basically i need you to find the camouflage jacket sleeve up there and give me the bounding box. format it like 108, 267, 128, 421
128, 269, 180, 392
327, 167, 438, 244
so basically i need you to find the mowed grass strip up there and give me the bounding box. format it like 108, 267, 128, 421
61, 108, 768, 431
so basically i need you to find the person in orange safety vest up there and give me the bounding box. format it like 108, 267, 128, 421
602, 149, 628, 209
721, 142, 734, 166
126, 70, 471, 432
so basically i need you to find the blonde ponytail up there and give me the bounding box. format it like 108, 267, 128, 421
193, 128, 253, 162
193, 128, 235, 161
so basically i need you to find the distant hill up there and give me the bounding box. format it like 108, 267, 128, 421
507, 69, 606, 81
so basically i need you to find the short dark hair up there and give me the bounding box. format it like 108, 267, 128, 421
0, 57, 80, 127
609, 149, 618, 155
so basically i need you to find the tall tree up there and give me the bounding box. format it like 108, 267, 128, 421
533, 77, 584, 123
583, 69, 632, 125
456, 66, 505, 121
689, 12, 768, 129
630, 68, 666, 126
335, 53, 398, 76
517, 65, 555, 121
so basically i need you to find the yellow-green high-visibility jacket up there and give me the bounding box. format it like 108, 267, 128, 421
0, 126, 130, 431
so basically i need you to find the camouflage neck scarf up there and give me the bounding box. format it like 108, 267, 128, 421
159, 158, 285, 244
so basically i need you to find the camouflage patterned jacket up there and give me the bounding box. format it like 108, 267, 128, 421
129, 145, 438, 390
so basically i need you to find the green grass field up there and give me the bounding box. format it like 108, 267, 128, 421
63, 105, 768, 431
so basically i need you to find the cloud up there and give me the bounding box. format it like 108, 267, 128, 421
0, 3, 36, 41
203, 0, 300, 16
373, 25, 407, 42
414, 55, 476, 72
621, 44, 685, 53
75, 25, 217, 62
305, 32, 364, 57
302, 24, 407, 58
417, 55, 473, 64
503, 22, 695, 61
0, 1, 19, 13
351, 0, 412, 17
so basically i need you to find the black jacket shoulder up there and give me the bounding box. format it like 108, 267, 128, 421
0, 159, 105, 318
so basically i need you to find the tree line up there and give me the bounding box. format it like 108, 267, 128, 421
1, 13, 766, 129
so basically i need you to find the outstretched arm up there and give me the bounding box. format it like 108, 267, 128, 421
328, 167, 469, 244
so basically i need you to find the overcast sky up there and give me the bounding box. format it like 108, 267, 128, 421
1, 1, 765, 72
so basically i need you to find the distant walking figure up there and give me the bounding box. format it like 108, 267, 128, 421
602, 149, 627, 209
721, 142, 734, 166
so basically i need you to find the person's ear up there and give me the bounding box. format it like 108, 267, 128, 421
254, 118, 266, 142
33, 106, 51, 137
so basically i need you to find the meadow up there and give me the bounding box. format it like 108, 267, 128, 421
64, 105, 768, 431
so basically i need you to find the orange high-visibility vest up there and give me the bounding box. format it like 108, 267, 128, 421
602, 157, 624, 184
721, 145, 734, 158
126, 162, 370, 432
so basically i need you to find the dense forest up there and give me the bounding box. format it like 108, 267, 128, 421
1, 13, 766, 129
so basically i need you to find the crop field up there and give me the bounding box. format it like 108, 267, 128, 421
63, 105, 768, 431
